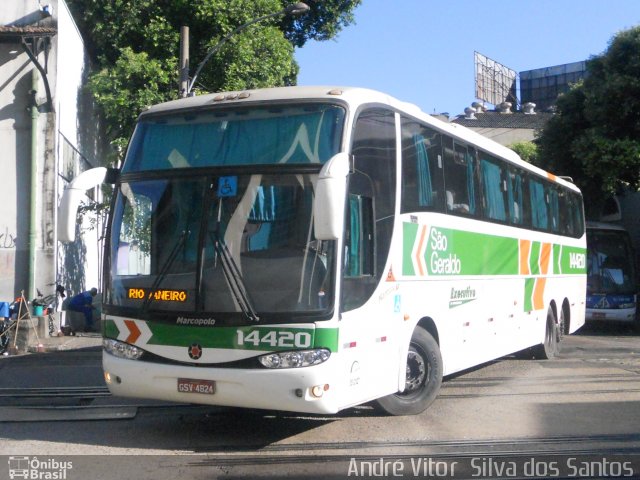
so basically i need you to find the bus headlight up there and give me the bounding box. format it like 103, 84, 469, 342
258, 349, 330, 369
103, 338, 144, 360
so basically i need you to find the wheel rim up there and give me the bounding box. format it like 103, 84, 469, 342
558, 310, 565, 343
402, 345, 428, 394
546, 312, 558, 352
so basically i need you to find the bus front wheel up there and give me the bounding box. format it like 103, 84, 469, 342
375, 327, 443, 416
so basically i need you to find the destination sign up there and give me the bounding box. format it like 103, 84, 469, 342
128, 288, 187, 302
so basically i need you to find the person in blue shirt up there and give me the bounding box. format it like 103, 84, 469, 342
68, 288, 98, 332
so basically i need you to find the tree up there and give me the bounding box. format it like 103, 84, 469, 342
66, 0, 361, 163
508, 141, 538, 164
536, 26, 640, 218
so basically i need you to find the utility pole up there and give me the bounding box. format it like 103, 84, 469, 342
179, 26, 189, 98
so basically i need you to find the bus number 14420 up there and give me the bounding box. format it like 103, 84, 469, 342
236, 329, 312, 349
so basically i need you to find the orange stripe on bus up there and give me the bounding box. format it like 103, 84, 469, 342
540, 243, 551, 275
533, 278, 547, 311
519, 239, 531, 275
547, 172, 557, 182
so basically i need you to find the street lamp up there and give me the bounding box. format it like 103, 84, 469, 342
185, 2, 310, 97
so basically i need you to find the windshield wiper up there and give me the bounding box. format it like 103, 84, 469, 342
212, 233, 259, 323
142, 230, 189, 312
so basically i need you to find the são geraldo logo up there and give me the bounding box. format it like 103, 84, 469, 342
8, 456, 73, 479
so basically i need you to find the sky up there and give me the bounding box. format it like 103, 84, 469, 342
295, 0, 640, 116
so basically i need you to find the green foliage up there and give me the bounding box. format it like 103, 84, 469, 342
87, 48, 176, 157
537, 26, 640, 218
65, 0, 361, 164
508, 141, 538, 164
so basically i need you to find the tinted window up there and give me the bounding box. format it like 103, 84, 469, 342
400, 118, 444, 212
480, 156, 508, 222
529, 178, 548, 230
443, 139, 478, 216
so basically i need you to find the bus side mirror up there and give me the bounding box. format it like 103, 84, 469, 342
313, 152, 350, 240
58, 167, 119, 242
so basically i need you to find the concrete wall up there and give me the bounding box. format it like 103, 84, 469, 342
0, 1, 49, 301
55, 0, 105, 297
0, 0, 105, 303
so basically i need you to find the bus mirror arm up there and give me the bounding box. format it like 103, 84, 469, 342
314, 153, 350, 241
58, 167, 118, 243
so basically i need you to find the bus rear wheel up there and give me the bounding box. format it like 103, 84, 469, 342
375, 327, 443, 416
534, 306, 561, 359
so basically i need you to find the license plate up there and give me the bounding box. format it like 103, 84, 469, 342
177, 378, 216, 395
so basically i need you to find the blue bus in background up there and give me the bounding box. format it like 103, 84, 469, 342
586, 222, 638, 323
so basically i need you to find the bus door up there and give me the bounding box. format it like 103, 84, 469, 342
339, 193, 400, 405
336, 108, 401, 407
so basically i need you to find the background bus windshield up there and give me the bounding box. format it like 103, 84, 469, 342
587, 229, 636, 295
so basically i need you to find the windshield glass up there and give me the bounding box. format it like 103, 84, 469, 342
122, 104, 345, 172
106, 174, 334, 319
587, 229, 636, 294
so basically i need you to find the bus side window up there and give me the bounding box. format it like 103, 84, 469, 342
571, 192, 585, 237
547, 185, 560, 233
506, 169, 524, 226
529, 178, 548, 230
480, 157, 507, 222
400, 117, 444, 212
558, 189, 573, 236
345, 194, 374, 277
443, 138, 477, 216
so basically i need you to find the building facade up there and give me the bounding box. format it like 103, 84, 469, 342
451, 103, 553, 147
0, 0, 105, 304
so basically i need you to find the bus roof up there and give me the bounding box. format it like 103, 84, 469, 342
140, 86, 580, 193
586, 221, 628, 232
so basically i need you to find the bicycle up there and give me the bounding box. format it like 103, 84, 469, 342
31, 284, 67, 337
0, 296, 28, 355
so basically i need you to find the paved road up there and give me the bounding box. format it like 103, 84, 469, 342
1, 322, 639, 479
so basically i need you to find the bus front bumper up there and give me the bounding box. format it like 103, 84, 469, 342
102, 351, 340, 414
586, 308, 637, 322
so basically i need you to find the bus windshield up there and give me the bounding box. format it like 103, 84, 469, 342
122, 104, 345, 172
106, 173, 334, 319
587, 228, 636, 295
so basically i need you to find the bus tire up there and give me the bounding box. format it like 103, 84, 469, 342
375, 327, 443, 416
534, 306, 561, 359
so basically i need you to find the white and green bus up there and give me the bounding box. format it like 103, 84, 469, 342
59, 86, 586, 415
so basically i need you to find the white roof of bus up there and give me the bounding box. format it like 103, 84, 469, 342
141, 86, 579, 192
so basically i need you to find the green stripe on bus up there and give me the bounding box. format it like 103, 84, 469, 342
524, 278, 536, 312
402, 222, 418, 276
104, 319, 339, 352
557, 245, 587, 274
313, 327, 339, 351
529, 241, 541, 275
402, 222, 585, 277
553, 244, 562, 274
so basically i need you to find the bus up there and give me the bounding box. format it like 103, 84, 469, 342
59, 86, 586, 415
586, 222, 637, 322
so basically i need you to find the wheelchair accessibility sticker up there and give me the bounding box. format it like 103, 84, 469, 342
217, 176, 238, 197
